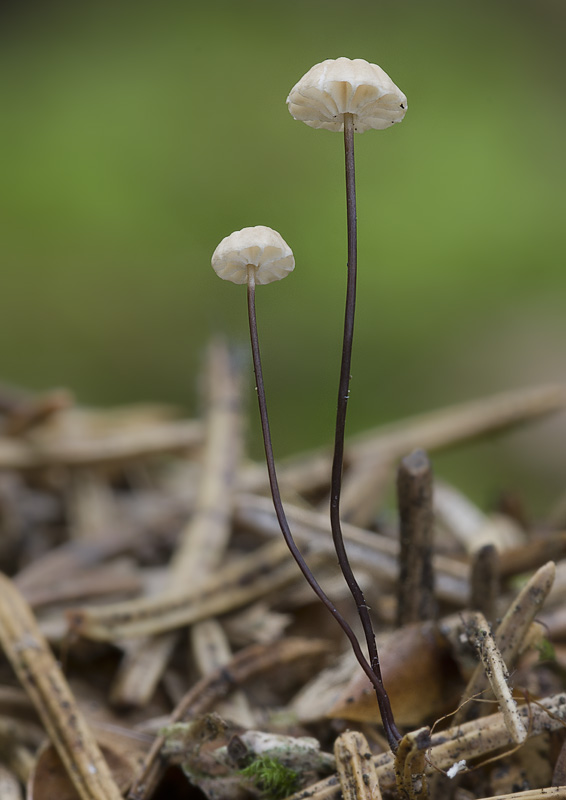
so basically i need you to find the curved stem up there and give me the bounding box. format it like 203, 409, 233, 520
328, 113, 401, 747
246, 265, 398, 749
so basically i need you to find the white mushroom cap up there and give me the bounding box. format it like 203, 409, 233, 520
211, 226, 295, 285
287, 57, 407, 133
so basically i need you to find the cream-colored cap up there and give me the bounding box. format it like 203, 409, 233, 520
287, 57, 407, 133
211, 226, 295, 285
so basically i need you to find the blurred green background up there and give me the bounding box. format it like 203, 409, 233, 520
1, 0, 565, 512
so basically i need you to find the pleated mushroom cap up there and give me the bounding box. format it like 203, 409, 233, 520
287, 57, 407, 133
211, 226, 295, 285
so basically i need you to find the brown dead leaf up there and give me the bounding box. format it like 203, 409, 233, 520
327, 621, 462, 726
27, 740, 138, 800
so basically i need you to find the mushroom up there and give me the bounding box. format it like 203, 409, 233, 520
286, 57, 407, 133
211, 225, 294, 286
287, 58, 407, 750
211, 225, 400, 748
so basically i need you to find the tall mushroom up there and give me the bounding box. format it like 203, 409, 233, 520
211, 225, 400, 748
287, 58, 407, 749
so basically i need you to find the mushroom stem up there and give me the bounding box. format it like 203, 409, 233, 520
245, 265, 400, 750
328, 113, 400, 747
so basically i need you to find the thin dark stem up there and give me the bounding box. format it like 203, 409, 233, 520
246, 266, 399, 750
328, 112, 401, 747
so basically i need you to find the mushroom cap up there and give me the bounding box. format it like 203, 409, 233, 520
211, 226, 295, 285
287, 57, 407, 133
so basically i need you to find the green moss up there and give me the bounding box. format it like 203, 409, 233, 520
536, 637, 556, 663
240, 755, 300, 800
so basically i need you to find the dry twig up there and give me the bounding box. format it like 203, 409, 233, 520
396, 449, 435, 626
453, 561, 556, 727
68, 539, 304, 641
250, 384, 566, 502
111, 339, 242, 706
334, 730, 383, 800
467, 612, 527, 744
470, 545, 500, 621
0, 418, 203, 470
0, 574, 122, 800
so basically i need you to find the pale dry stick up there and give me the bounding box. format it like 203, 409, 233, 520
223, 601, 291, 647
394, 727, 430, 800
290, 649, 358, 725
69, 539, 308, 641
334, 731, 383, 800
335, 383, 566, 476
396, 449, 435, 626
242, 383, 566, 500
285, 692, 566, 800
0, 417, 203, 470
340, 384, 566, 520
236, 492, 400, 566
453, 561, 556, 736
22, 561, 142, 609
470, 544, 500, 621
475, 789, 566, 799
67, 469, 120, 543
168, 341, 242, 577
435, 480, 525, 555
467, 612, 527, 744
14, 493, 184, 593
1, 388, 72, 437
0, 766, 23, 800
110, 640, 168, 708
235, 493, 470, 606
110, 339, 242, 706
537, 604, 566, 641
452, 560, 556, 728
0, 574, 122, 800
271, 565, 373, 613
15, 532, 137, 593
544, 560, 566, 607
498, 532, 566, 578
332, 453, 390, 527
191, 619, 255, 727
128, 636, 330, 800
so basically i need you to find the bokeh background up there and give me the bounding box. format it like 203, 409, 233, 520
1, 0, 565, 511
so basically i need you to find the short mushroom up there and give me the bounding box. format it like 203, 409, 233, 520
287, 58, 407, 750
211, 226, 397, 744
211, 225, 295, 286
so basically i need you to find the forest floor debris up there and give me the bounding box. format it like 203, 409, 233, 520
1, 348, 566, 799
